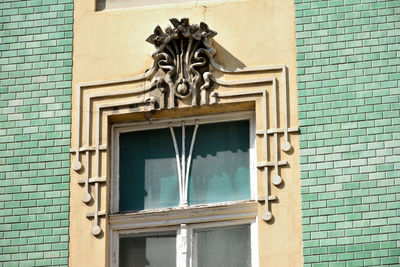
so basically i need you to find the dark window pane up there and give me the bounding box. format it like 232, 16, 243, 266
119, 128, 179, 211
119, 120, 250, 211
120, 233, 176, 267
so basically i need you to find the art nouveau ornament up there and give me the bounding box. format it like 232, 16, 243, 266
71, 18, 299, 235
145, 18, 216, 108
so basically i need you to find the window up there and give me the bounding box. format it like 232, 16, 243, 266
110, 111, 258, 267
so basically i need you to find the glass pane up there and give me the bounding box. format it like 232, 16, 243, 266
188, 120, 250, 205
193, 225, 251, 267
120, 233, 176, 267
119, 128, 179, 211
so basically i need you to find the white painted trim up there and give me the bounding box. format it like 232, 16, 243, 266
177, 224, 188, 267
185, 121, 199, 198
251, 218, 259, 267
181, 123, 186, 206
169, 125, 184, 204
249, 113, 256, 200
169, 120, 201, 207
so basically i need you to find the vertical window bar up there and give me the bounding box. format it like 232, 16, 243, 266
169, 125, 183, 203
170, 121, 200, 207
181, 122, 187, 206
185, 120, 199, 199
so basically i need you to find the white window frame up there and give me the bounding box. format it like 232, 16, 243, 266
109, 111, 259, 267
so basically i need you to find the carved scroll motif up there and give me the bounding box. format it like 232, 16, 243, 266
145, 18, 216, 108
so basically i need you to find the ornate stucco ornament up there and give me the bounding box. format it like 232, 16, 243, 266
71, 18, 299, 236
145, 18, 217, 108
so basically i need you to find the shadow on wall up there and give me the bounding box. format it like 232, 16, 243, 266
213, 40, 247, 70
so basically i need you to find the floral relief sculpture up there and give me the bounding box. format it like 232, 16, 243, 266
146, 18, 217, 108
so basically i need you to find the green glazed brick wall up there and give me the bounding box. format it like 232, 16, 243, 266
0, 0, 73, 265
295, 0, 400, 266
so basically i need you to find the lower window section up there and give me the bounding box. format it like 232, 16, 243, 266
120, 232, 176, 267
118, 225, 251, 267
193, 225, 251, 267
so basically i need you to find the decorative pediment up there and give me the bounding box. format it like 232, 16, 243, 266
71, 18, 298, 236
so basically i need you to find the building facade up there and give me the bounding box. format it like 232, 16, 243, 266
0, 0, 399, 266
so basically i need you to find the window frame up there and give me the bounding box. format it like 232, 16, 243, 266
109, 110, 259, 267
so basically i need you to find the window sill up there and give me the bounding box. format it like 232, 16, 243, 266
109, 200, 257, 231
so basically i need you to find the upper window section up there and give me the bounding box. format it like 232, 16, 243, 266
188, 121, 250, 205
119, 127, 179, 211
119, 119, 250, 212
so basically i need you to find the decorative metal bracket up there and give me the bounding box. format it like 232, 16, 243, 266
70, 18, 298, 236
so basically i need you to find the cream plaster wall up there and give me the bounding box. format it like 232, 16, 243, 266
70, 0, 302, 266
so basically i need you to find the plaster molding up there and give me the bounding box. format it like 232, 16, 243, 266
145, 18, 217, 108
70, 18, 299, 236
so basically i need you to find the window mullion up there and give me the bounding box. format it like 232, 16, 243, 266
177, 224, 189, 267
188, 226, 194, 267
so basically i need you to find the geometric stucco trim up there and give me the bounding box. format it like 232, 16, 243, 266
70, 18, 298, 236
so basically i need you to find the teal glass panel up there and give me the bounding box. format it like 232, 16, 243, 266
119, 128, 179, 211
188, 120, 250, 205
193, 225, 251, 267
120, 233, 176, 267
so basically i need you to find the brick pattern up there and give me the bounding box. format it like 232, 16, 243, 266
295, 0, 400, 266
0, 0, 73, 265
